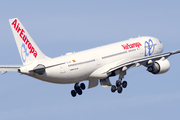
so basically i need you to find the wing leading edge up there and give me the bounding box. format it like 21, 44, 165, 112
106, 49, 180, 74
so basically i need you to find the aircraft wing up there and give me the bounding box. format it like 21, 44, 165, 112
106, 49, 180, 74
0, 65, 22, 74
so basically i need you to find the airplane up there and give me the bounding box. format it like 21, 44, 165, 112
0, 18, 180, 97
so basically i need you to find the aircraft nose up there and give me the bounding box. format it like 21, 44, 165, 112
157, 38, 163, 53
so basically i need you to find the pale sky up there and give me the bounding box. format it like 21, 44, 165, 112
0, 0, 180, 120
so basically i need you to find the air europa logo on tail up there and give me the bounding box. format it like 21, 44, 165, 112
11, 19, 37, 58
121, 42, 142, 50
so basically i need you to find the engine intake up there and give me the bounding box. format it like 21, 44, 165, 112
147, 59, 170, 74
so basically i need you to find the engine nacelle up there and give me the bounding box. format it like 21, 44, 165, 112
147, 59, 170, 74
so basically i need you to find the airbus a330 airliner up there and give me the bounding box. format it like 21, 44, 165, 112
1, 18, 180, 97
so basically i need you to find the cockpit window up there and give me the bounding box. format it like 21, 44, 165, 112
159, 40, 162, 43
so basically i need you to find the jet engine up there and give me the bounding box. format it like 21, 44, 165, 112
147, 59, 170, 74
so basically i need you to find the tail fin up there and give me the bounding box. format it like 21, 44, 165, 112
9, 18, 50, 65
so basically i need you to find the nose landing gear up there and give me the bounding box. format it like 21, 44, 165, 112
71, 83, 86, 97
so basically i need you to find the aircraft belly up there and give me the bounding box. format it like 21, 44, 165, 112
33, 65, 92, 84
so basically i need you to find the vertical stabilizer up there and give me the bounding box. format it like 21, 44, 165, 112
9, 18, 50, 65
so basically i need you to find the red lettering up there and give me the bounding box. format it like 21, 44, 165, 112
19, 29, 25, 38
122, 42, 142, 50
121, 45, 126, 50
131, 43, 136, 48
129, 44, 133, 48
25, 39, 29, 45
126, 44, 129, 49
30, 46, 35, 53
17, 27, 21, 33
11, 19, 17, 29
16, 23, 19, 31
33, 51, 37, 58
28, 43, 32, 49
138, 43, 142, 48
11, 19, 38, 59
22, 35, 27, 42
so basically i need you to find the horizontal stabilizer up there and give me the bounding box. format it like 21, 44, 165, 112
0, 65, 22, 74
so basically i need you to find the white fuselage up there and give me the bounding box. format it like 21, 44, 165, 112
20, 36, 163, 84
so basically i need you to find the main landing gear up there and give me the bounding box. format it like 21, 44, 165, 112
111, 79, 127, 93
71, 83, 86, 97
111, 69, 128, 94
